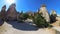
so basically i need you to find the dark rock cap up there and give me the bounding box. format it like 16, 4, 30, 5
10, 3, 16, 8
2, 5, 6, 8
41, 4, 46, 7
2, 5, 6, 10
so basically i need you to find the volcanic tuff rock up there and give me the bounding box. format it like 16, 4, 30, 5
39, 4, 50, 23
1, 5, 6, 20
1, 5, 6, 16
51, 10, 57, 16
0, 5, 6, 26
50, 10, 57, 22
7, 3, 17, 20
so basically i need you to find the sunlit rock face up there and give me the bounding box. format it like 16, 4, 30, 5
51, 10, 57, 17
39, 4, 50, 23
7, 4, 17, 20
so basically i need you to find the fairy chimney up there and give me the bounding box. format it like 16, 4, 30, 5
7, 3, 17, 20
51, 10, 57, 17
39, 4, 50, 23
1, 5, 6, 19
50, 10, 57, 22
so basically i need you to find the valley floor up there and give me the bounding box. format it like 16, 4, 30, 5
0, 17, 60, 34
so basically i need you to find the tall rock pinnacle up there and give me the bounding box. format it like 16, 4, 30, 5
1, 5, 6, 21
7, 3, 17, 20
39, 4, 50, 23
50, 10, 57, 22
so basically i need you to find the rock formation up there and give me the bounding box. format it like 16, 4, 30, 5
26, 11, 34, 16
7, 3, 17, 20
1, 5, 6, 21
0, 5, 6, 26
39, 4, 50, 23
50, 10, 57, 22
51, 10, 57, 17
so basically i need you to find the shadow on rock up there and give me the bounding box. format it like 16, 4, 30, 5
7, 21, 38, 31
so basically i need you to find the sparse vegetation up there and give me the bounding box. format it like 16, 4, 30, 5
33, 13, 52, 28
18, 13, 34, 22
17, 13, 29, 22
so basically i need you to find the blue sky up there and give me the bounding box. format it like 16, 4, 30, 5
0, 0, 60, 15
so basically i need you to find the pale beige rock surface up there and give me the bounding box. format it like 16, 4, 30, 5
39, 5, 50, 22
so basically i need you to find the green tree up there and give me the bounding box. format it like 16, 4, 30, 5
18, 13, 29, 22
33, 13, 52, 28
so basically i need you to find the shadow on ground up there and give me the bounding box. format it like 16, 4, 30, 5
7, 21, 38, 31
0, 19, 4, 26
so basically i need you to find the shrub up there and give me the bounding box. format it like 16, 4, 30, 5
33, 13, 52, 28
17, 13, 29, 22
22, 13, 29, 20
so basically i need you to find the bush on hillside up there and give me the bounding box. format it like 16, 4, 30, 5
33, 13, 52, 28
18, 13, 29, 22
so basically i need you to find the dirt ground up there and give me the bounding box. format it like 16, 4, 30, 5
0, 17, 60, 34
